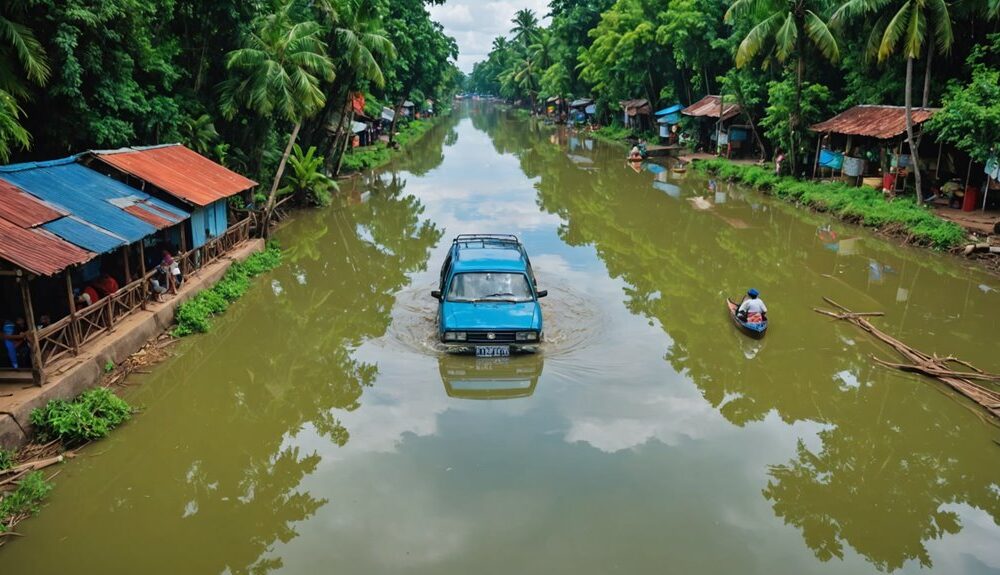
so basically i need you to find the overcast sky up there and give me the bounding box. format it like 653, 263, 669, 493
428, 1, 551, 74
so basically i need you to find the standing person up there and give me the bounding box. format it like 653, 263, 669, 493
774, 150, 785, 176
2, 319, 21, 368
737, 288, 767, 324
160, 250, 179, 294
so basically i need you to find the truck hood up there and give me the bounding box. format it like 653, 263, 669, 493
441, 301, 540, 331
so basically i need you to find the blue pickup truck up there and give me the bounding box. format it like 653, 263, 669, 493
431, 234, 547, 356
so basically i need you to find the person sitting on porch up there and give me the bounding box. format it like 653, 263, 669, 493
161, 251, 180, 293
2, 319, 23, 368
93, 272, 120, 299
75, 285, 100, 307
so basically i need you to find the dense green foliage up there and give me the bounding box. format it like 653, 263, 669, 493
696, 159, 967, 248
0, 0, 460, 194
0, 471, 53, 532
0, 448, 13, 471
468, 1, 996, 182
173, 244, 283, 337
29, 388, 132, 445
340, 118, 436, 172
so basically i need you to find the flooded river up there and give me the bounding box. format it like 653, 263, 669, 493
5, 105, 1000, 574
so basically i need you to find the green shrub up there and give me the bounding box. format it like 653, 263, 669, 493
0, 471, 53, 531
173, 244, 282, 337
30, 388, 132, 445
695, 159, 966, 248
103, 360, 115, 373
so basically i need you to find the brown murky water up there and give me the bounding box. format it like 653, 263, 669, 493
4, 104, 999, 574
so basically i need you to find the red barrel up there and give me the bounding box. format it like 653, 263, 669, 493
962, 186, 978, 211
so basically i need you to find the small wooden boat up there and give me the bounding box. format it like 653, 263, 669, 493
727, 297, 767, 339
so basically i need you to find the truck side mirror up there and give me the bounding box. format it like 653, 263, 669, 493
431, 290, 442, 299
536, 290, 548, 298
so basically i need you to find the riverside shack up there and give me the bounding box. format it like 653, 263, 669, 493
1, 146, 259, 387
809, 105, 940, 192
682, 95, 743, 156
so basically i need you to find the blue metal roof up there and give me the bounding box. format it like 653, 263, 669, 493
42, 216, 126, 254
655, 104, 684, 116
0, 157, 179, 246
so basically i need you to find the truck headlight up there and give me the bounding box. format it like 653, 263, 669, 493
516, 331, 538, 341
445, 332, 467, 341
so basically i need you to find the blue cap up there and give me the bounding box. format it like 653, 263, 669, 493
747, 288, 760, 297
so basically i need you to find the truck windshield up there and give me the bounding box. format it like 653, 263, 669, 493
446, 272, 534, 302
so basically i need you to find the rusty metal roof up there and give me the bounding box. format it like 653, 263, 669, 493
620, 99, 651, 116
810, 105, 938, 139
0, 179, 63, 228
0, 214, 94, 276
92, 144, 257, 207
682, 95, 741, 121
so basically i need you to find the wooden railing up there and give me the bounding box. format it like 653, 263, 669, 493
31, 217, 254, 375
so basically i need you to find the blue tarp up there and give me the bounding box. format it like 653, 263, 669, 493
0, 157, 174, 248
654, 104, 684, 116
42, 216, 126, 254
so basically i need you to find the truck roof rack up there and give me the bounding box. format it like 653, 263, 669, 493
453, 233, 521, 246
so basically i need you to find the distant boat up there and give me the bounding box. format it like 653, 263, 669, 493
727, 297, 767, 339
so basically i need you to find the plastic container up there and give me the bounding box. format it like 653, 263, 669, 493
962, 186, 978, 211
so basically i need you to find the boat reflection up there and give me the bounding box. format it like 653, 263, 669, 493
438, 353, 544, 400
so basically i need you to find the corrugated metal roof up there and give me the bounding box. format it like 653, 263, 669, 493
570, 98, 593, 108
810, 105, 938, 139
620, 99, 651, 115
42, 216, 126, 254
655, 104, 684, 116
682, 95, 741, 120
0, 158, 165, 243
93, 144, 257, 207
0, 217, 93, 276
0, 179, 63, 228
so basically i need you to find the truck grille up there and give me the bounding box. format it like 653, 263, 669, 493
466, 331, 516, 343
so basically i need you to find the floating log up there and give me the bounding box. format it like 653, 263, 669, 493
815, 297, 1000, 419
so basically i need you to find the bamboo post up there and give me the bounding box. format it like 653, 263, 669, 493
179, 225, 189, 277
139, 242, 148, 309
812, 136, 822, 179
18, 273, 44, 386
122, 245, 131, 285
63, 272, 80, 355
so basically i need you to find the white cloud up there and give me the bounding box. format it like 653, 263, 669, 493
428, 1, 552, 73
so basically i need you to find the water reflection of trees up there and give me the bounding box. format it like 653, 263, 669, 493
513, 126, 1000, 572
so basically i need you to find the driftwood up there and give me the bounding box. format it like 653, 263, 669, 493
814, 297, 1000, 419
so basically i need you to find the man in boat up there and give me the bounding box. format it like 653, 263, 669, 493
737, 288, 767, 324
628, 145, 643, 162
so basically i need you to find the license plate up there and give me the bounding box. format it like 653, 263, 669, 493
475, 345, 510, 358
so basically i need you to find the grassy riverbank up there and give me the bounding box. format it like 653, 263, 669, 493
695, 159, 967, 249
340, 114, 445, 174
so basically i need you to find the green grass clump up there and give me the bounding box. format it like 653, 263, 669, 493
0, 448, 14, 471
695, 159, 966, 249
173, 243, 282, 337
0, 471, 53, 531
590, 124, 633, 145
30, 387, 132, 445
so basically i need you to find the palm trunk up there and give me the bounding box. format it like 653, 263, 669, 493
333, 108, 355, 176
791, 44, 804, 178
325, 95, 353, 172
264, 120, 301, 229
922, 42, 933, 109
904, 57, 923, 205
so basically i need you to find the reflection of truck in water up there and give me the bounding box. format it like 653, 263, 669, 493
438, 353, 543, 400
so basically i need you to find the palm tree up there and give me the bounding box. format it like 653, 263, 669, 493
725, 0, 839, 176
512, 57, 541, 113
0, 1, 50, 159
316, 0, 395, 174
181, 114, 220, 156
832, 0, 953, 203
220, 0, 336, 224
510, 9, 540, 47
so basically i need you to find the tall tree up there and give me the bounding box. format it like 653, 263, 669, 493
220, 0, 336, 223
832, 0, 953, 203
314, 0, 395, 174
725, 0, 839, 176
